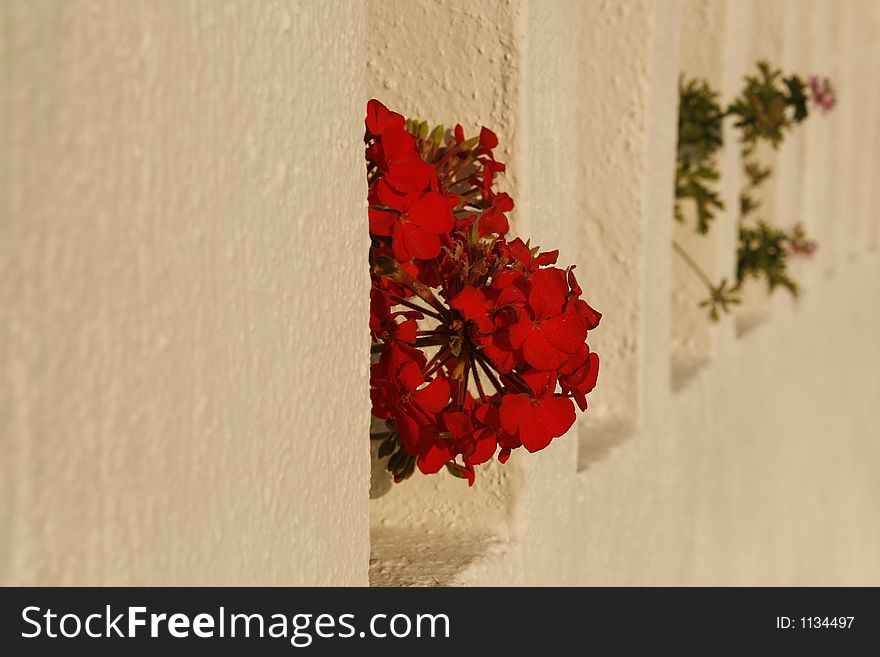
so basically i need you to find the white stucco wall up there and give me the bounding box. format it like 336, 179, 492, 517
367, 0, 880, 586
2, 0, 879, 587
1, 0, 370, 585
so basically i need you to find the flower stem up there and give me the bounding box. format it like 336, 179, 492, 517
435, 143, 463, 170
430, 258, 452, 303
424, 348, 453, 378
412, 337, 448, 349
417, 329, 453, 337
389, 295, 445, 321
500, 371, 531, 395
471, 360, 487, 402
458, 359, 470, 409
472, 350, 504, 394
672, 239, 715, 292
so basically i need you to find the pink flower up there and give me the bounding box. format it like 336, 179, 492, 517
787, 223, 818, 257
808, 75, 836, 114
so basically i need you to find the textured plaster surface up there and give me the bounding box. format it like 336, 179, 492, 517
3, 0, 879, 588
365, 0, 521, 585
466, 254, 880, 584
1, 0, 370, 585
370, 0, 880, 587
576, 0, 657, 430
672, 0, 731, 387
732, 0, 787, 334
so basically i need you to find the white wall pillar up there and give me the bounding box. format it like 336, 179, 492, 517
365, 0, 522, 586
576, 0, 678, 451
0, 0, 369, 585
672, 0, 750, 385
511, 0, 588, 585
852, 0, 880, 256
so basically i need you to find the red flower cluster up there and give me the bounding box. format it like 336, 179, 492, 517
367, 99, 601, 485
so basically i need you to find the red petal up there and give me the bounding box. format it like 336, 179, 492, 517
494, 192, 514, 212
368, 208, 397, 236
398, 361, 424, 392
507, 316, 532, 349
443, 411, 473, 439
391, 221, 411, 261
479, 126, 499, 149
464, 465, 475, 486
402, 224, 441, 260
370, 289, 391, 336
507, 238, 532, 267
534, 250, 559, 267
559, 343, 589, 376
478, 209, 509, 237
580, 300, 602, 330
395, 319, 418, 344
541, 311, 586, 354
473, 402, 497, 427
412, 376, 450, 414
408, 192, 454, 234
386, 156, 432, 193
451, 286, 486, 317
522, 330, 568, 370
417, 444, 452, 475
395, 412, 421, 453
584, 352, 599, 391
496, 284, 525, 307
451, 286, 493, 333
518, 411, 553, 452
538, 396, 576, 438
366, 99, 405, 135
520, 370, 553, 397
529, 268, 568, 319
381, 126, 417, 160
483, 343, 516, 373
382, 341, 424, 378
394, 310, 424, 321
468, 433, 497, 465
567, 267, 583, 296
374, 179, 410, 212
499, 394, 531, 435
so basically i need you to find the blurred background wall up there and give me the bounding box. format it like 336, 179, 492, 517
2, 0, 879, 585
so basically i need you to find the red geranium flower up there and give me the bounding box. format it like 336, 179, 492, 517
415, 394, 498, 485
371, 343, 451, 451
370, 178, 457, 261
499, 371, 576, 453
366, 100, 601, 485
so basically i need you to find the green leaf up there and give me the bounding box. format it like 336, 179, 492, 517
736, 221, 799, 296
458, 136, 479, 151
378, 435, 397, 459
728, 61, 809, 148
387, 448, 407, 475
394, 456, 417, 483
675, 76, 725, 233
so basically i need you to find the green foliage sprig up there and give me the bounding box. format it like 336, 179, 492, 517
727, 61, 809, 149
673, 61, 831, 320
737, 222, 798, 296
675, 79, 725, 233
